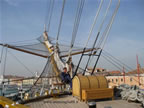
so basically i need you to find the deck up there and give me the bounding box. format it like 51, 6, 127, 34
25, 95, 142, 108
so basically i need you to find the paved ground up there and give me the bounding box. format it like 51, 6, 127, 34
25, 96, 142, 108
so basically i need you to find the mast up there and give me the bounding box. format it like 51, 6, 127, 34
43, 30, 65, 77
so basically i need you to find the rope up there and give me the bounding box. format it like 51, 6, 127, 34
56, 0, 66, 45
3, 46, 8, 76
29, 58, 50, 92
102, 50, 133, 71
102, 52, 135, 74
45, 0, 52, 30
71, 0, 85, 46
73, 0, 104, 77
8, 50, 35, 76
0, 46, 4, 63
98, 0, 112, 33
90, 0, 120, 75
102, 53, 127, 71
2, 38, 38, 46
102, 54, 123, 72
83, 0, 112, 75
102, 52, 144, 77
69, 0, 85, 56
101, 53, 144, 87
97, 0, 120, 50
84, 0, 104, 48
47, 0, 55, 32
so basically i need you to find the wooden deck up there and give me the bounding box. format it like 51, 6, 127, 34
25, 96, 142, 108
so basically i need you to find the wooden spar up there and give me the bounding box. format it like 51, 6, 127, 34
60, 48, 99, 58
0, 43, 97, 58
0, 43, 48, 58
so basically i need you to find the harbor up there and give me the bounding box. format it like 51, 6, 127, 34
0, 0, 144, 108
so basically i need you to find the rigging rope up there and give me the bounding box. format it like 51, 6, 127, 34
102, 52, 144, 78
73, 0, 104, 77
69, 0, 85, 56
8, 50, 35, 76
102, 53, 132, 73
45, 0, 52, 30
0, 46, 4, 63
102, 50, 133, 71
56, 0, 66, 45
71, 0, 85, 47
102, 52, 142, 76
101, 54, 144, 87
83, 0, 112, 75
102, 54, 123, 71
90, 0, 120, 75
97, 0, 120, 50
98, 0, 112, 34
84, 0, 104, 48
47, 0, 55, 32
2, 38, 38, 46
29, 58, 50, 91
3, 46, 8, 76
91, 0, 120, 75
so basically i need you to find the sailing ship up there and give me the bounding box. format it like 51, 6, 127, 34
1, 0, 142, 108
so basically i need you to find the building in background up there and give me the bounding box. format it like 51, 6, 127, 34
106, 68, 144, 89
87, 67, 144, 89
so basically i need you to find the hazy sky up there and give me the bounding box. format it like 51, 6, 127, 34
0, 0, 144, 76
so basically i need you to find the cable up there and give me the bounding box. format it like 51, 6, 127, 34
0, 46, 4, 63
69, 0, 85, 55
67, 0, 85, 74
45, 0, 52, 26
56, 0, 66, 45
71, 0, 85, 46
101, 53, 144, 87
73, 0, 104, 77
8, 50, 35, 76
98, 0, 112, 33
3, 38, 38, 46
29, 58, 50, 91
47, 0, 55, 32
48, 0, 55, 32
70, 0, 81, 48
102, 52, 134, 73
83, 0, 112, 75
102, 50, 144, 76
85, 0, 104, 48
102, 53, 128, 71
102, 50, 133, 71
3, 46, 8, 76
102, 54, 123, 71
102, 52, 144, 76
90, 0, 120, 75
97, 0, 120, 50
